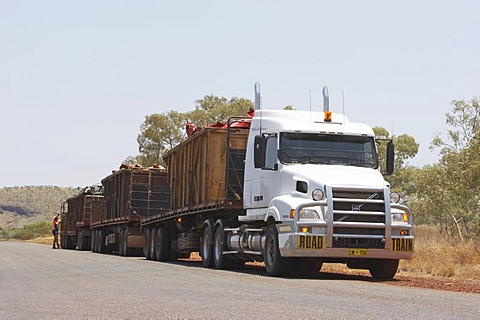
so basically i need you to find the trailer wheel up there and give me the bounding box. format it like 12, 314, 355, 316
149, 228, 157, 260
144, 228, 152, 260
155, 227, 170, 261
119, 229, 126, 256
213, 221, 232, 270
91, 230, 96, 252
368, 259, 399, 279
78, 231, 89, 251
77, 231, 83, 251
64, 235, 73, 250
94, 230, 100, 253
264, 224, 292, 277
121, 228, 134, 257
200, 222, 214, 268
94, 230, 98, 252
98, 229, 107, 254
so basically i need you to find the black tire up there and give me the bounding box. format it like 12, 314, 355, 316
369, 259, 399, 279
144, 228, 152, 260
78, 231, 83, 251
264, 224, 292, 276
149, 228, 157, 261
155, 227, 171, 261
91, 230, 96, 252
213, 221, 232, 270
94, 230, 100, 253
98, 229, 106, 254
119, 229, 125, 256
65, 235, 74, 250
200, 222, 214, 268
78, 231, 88, 251
123, 228, 134, 256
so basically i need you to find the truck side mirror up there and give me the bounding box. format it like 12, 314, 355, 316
254, 135, 266, 168
386, 141, 395, 175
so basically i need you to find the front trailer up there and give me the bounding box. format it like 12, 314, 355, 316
140, 121, 250, 266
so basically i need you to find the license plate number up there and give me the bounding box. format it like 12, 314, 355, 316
348, 248, 368, 256
297, 235, 324, 249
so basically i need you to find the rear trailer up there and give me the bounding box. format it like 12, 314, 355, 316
60, 186, 104, 250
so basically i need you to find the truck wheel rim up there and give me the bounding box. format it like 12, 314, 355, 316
266, 236, 275, 266
214, 233, 222, 262
202, 228, 210, 260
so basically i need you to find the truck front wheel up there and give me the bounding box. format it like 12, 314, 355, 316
368, 259, 399, 279
264, 224, 292, 276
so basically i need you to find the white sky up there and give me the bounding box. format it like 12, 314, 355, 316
1, 0, 479, 187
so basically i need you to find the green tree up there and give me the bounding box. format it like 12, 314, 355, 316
372, 127, 419, 203
431, 97, 480, 155
373, 127, 419, 170
419, 97, 480, 239
185, 95, 253, 126
135, 111, 186, 166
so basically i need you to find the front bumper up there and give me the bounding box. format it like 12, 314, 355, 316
278, 231, 414, 259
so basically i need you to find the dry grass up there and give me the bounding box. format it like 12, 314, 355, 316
27, 236, 54, 245
398, 225, 480, 279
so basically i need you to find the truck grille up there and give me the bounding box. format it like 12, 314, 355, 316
330, 188, 387, 248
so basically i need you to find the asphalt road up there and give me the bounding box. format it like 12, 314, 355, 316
0, 242, 478, 320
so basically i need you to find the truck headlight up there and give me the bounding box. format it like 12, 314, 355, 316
299, 208, 320, 220
312, 189, 325, 201
390, 192, 401, 204
392, 212, 409, 223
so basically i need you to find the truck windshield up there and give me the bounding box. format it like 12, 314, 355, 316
278, 132, 378, 168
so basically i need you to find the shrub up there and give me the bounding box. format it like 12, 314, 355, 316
10, 221, 51, 240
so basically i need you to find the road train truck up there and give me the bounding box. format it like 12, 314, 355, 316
141, 83, 414, 278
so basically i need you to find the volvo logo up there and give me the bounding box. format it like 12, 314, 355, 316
351, 193, 378, 212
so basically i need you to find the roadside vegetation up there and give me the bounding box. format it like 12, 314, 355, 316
2, 221, 51, 240
399, 225, 480, 279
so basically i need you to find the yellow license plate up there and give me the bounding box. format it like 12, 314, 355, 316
391, 238, 414, 252
348, 248, 368, 256
297, 235, 325, 250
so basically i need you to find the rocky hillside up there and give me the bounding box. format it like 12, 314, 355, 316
0, 186, 77, 229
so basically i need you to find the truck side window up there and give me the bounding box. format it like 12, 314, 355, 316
264, 135, 277, 170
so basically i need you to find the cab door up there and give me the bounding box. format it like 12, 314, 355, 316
249, 133, 280, 209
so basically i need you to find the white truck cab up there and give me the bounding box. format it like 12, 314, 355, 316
239, 83, 413, 277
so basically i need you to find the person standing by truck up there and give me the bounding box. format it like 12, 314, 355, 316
51, 214, 61, 249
